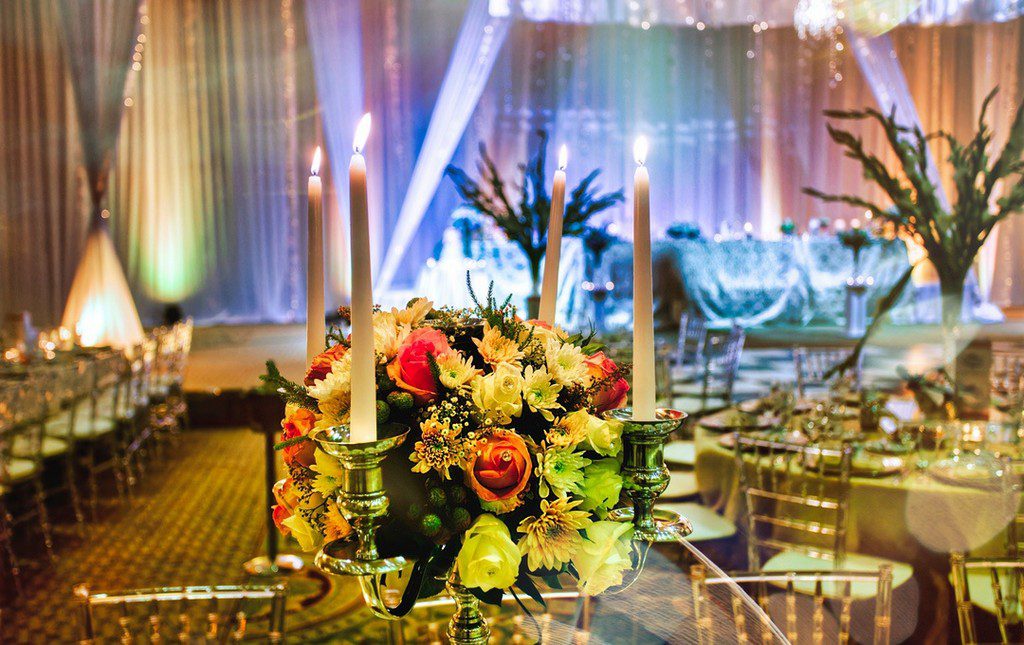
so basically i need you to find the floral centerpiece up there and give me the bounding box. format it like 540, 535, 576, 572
264, 288, 634, 607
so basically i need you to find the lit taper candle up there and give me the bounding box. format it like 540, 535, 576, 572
538, 144, 568, 324
306, 146, 325, 365
632, 136, 655, 421
348, 114, 376, 443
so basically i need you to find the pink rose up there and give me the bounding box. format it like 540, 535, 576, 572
386, 328, 453, 405
586, 351, 629, 413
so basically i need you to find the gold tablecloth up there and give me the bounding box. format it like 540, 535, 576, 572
693, 412, 1022, 563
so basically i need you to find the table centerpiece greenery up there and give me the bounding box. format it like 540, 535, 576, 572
445, 131, 624, 319
806, 88, 1024, 388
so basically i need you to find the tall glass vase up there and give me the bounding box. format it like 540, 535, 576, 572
939, 275, 967, 415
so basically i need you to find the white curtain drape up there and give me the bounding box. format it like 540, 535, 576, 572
376, 0, 511, 292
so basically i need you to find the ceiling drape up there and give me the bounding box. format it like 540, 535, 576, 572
55, 0, 141, 213
55, 0, 144, 347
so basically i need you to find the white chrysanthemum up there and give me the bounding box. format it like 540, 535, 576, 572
373, 314, 410, 361
436, 352, 479, 390
522, 365, 563, 421
392, 297, 433, 326
307, 354, 352, 417
544, 339, 591, 387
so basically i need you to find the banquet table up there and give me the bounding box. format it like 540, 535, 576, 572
693, 410, 1022, 566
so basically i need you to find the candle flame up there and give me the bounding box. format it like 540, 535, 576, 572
353, 113, 372, 153
557, 144, 568, 170
633, 136, 649, 166
310, 146, 322, 176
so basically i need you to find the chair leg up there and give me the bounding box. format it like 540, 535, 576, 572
32, 478, 55, 561
65, 451, 86, 535
85, 444, 100, 521
0, 499, 21, 595
108, 436, 127, 503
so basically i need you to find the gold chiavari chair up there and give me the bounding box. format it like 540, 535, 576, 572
792, 347, 862, 398
74, 583, 287, 644
734, 434, 913, 597
674, 324, 746, 414
0, 376, 55, 561
674, 312, 708, 380
77, 351, 130, 515
950, 552, 1024, 645
31, 360, 87, 530
691, 563, 894, 644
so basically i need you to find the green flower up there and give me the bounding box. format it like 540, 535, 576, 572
456, 514, 521, 592
571, 521, 633, 595
586, 414, 622, 457
578, 458, 623, 517
536, 445, 590, 499
522, 366, 563, 421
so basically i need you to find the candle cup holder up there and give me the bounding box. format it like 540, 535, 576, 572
604, 408, 692, 542
310, 423, 411, 620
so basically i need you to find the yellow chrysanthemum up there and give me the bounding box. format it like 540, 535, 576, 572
474, 322, 525, 367
546, 410, 590, 448
522, 365, 563, 421
544, 339, 591, 387
392, 297, 433, 326
323, 500, 352, 541
436, 352, 480, 390
517, 497, 592, 571
410, 417, 475, 478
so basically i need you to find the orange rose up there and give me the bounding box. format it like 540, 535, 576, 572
305, 343, 348, 386
281, 407, 317, 469
586, 351, 629, 413
387, 327, 453, 405
272, 477, 300, 536
465, 430, 532, 514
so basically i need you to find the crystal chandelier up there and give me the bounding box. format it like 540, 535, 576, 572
794, 0, 841, 41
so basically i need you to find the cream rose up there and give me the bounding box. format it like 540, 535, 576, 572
571, 521, 633, 595
456, 514, 521, 592
472, 363, 524, 425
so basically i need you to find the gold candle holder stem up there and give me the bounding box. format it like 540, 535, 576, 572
310, 424, 411, 620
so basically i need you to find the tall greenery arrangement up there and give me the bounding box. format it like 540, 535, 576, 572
804, 88, 1024, 334
445, 131, 624, 313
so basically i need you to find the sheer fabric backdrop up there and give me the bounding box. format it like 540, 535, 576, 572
3, 0, 1024, 325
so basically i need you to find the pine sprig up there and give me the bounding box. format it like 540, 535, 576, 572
260, 360, 318, 410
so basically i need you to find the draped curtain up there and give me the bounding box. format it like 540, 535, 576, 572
0, 1, 85, 326
6, 1, 1024, 326
109, 0, 314, 324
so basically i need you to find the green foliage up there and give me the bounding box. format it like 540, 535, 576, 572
804, 88, 1024, 293
259, 360, 317, 410
445, 130, 625, 288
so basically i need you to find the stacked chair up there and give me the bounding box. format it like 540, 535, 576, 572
0, 320, 193, 595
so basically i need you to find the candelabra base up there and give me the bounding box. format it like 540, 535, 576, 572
242, 554, 305, 577
607, 506, 693, 543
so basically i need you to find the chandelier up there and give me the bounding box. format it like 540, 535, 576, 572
794, 0, 842, 41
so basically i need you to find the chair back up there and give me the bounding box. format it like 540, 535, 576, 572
950, 552, 1024, 645
676, 313, 708, 366
74, 583, 287, 644
0, 376, 47, 483
793, 347, 861, 397
691, 564, 893, 645
701, 324, 745, 401
734, 434, 854, 570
